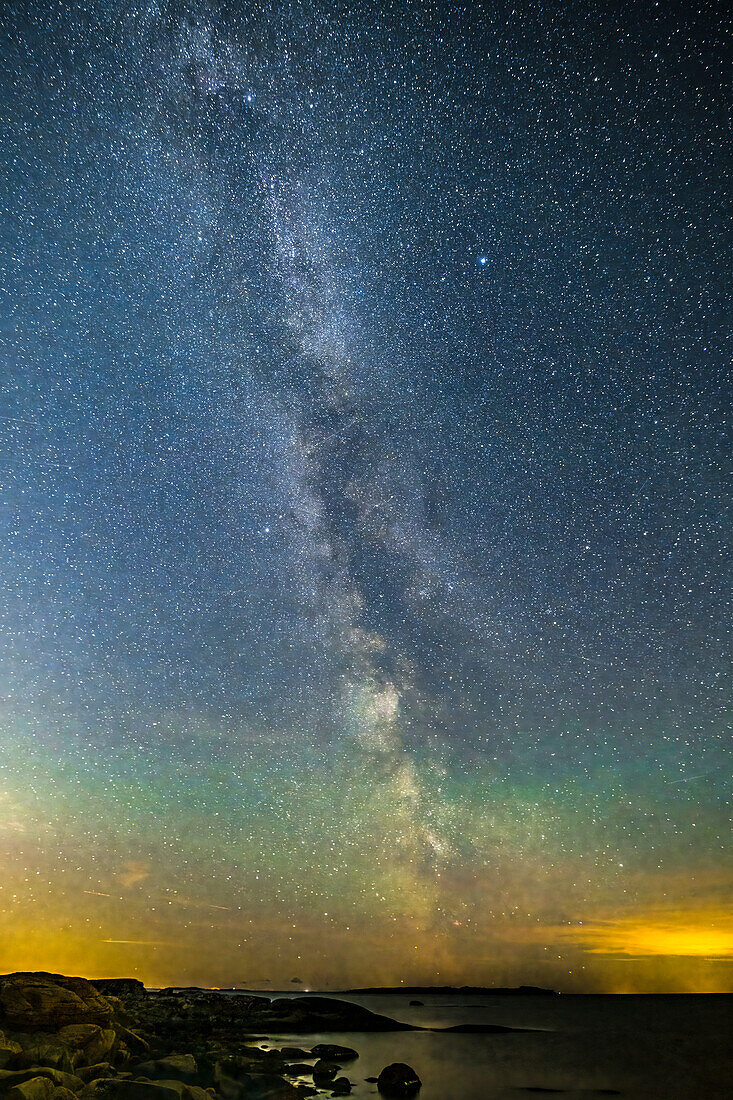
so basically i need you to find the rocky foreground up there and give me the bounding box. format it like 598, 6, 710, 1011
0, 973, 424, 1099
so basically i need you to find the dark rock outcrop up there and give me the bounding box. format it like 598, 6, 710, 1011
0, 976, 114, 1031
88, 982, 145, 1001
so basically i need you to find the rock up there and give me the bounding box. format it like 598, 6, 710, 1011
267, 997, 415, 1033
132, 1055, 196, 1080
283, 1064, 313, 1076
309, 1045, 357, 1063
51, 1090, 78, 1100
76, 1065, 116, 1083
0, 976, 114, 1031
0, 1033, 23, 1070
87, 983, 144, 1001
79, 1081, 208, 1100
217, 1075, 302, 1099
331, 1079, 351, 1095
12, 1038, 72, 1073
312, 1059, 338, 1084
278, 1049, 310, 1060
0, 1068, 85, 1093
435, 1023, 528, 1033
110, 1029, 146, 1057
365, 1079, 378, 1083
5, 1078, 54, 1100
408, 1001, 423, 1007
57, 1026, 117, 1068
377, 1062, 421, 1096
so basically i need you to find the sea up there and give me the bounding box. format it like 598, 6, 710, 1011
249, 991, 732, 1099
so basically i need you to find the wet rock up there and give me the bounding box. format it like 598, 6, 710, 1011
331, 1078, 351, 1095
377, 1062, 421, 1096
283, 1064, 313, 1076
5, 1078, 54, 1100
0, 976, 114, 1031
309, 1045, 357, 1063
51, 1090, 78, 1100
278, 1049, 310, 1060
312, 1059, 338, 1084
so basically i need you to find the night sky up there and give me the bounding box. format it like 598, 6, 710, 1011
0, 0, 730, 992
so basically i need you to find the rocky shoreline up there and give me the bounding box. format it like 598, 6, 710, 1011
0, 973, 430, 1099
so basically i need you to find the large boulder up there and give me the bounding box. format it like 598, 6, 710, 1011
5, 1078, 54, 1100
57, 1026, 116, 1069
0, 1067, 85, 1093
377, 1062, 422, 1096
80, 1081, 209, 1100
131, 1055, 196, 1081
0, 976, 113, 1031
11, 1038, 72, 1073
222, 1077, 301, 1100
312, 1059, 338, 1085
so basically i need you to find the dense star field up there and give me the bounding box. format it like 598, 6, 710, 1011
0, 0, 729, 992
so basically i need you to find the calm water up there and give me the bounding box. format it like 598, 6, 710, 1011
251, 992, 732, 1099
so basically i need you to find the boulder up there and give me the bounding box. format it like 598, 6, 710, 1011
57, 1026, 116, 1068
12, 1038, 72, 1073
76, 1065, 116, 1083
0, 1068, 85, 1093
5, 1078, 54, 1100
278, 1049, 310, 1060
216, 1076, 301, 1100
0, 976, 113, 1031
79, 1081, 208, 1100
132, 1055, 196, 1081
377, 1062, 421, 1096
312, 1059, 338, 1084
309, 1045, 357, 1063
0, 1033, 23, 1070
51, 1091, 78, 1100
331, 1078, 351, 1095
283, 1064, 313, 1076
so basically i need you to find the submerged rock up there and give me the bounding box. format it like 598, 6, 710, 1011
377, 1062, 422, 1097
330, 1078, 352, 1095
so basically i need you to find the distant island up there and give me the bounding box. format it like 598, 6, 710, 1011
339, 984, 558, 995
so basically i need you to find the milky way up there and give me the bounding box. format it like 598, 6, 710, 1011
0, 0, 730, 991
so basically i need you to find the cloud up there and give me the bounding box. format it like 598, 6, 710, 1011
558, 909, 733, 959
117, 861, 152, 888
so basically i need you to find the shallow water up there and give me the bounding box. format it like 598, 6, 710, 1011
252, 991, 732, 1099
